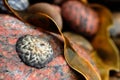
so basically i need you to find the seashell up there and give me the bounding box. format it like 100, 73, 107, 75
16, 35, 54, 68
0, 0, 29, 12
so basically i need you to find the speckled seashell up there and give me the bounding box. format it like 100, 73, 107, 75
0, 0, 29, 12
16, 35, 54, 68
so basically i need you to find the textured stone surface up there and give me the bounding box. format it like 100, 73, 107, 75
0, 14, 80, 80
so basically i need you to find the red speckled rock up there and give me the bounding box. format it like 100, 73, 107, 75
62, 1, 99, 36
0, 14, 81, 80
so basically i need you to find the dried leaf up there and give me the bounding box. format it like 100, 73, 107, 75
3, 0, 61, 34
64, 38, 101, 80
112, 37, 120, 50
90, 4, 119, 80
90, 51, 111, 80
63, 32, 93, 52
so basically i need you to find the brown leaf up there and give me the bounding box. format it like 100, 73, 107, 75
63, 32, 93, 52
64, 33, 101, 80
90, 4, 119, 80
3, 0, 61, 34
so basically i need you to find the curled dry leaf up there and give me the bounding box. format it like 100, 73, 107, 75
64, 32, 101, 80
63, 32, 93, 52
3, 0, 62, 34
90, 4, 119, 80
112, 37, 120, 51
27, 2, 63, 30
64, 46, 101, 80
